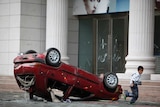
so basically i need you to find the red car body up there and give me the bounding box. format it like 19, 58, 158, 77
13, 48, 122, 101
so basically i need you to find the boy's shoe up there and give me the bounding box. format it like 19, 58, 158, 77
123, 90, 128, 101
123, 94, 126, 101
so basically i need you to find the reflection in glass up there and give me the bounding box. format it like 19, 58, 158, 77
112, 19, 125, 73
78, 19, 93, 72
97, 20, 109, 74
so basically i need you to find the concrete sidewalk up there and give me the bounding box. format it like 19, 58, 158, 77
0, 91, 160, 107
0, 76, 160, 107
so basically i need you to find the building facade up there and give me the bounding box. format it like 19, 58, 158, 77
0, 0, 160, 80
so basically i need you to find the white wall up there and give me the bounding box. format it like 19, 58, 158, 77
68, 0, 79, 66
0, 0, 79, 76
0, 0, 46, 76
0, 0, 21, 75
20, 0, 46, 53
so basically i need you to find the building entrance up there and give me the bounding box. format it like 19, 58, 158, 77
78, 15, 128, 75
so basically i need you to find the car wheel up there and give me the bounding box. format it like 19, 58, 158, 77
46, 48, 61, 67
103, 72, 118, 92
25, 50, 37, 54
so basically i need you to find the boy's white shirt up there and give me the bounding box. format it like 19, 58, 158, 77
130, 71, 141, 84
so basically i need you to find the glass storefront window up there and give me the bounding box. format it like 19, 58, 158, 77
154, 15, 160, 74
97, 20, 109, 74
78, 15, 128, 74
78, 19, 93, 72
154, 15, 160, 55
112, 18, 126, 73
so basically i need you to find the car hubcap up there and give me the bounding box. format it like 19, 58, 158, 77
106, 74, 117, 87
48, 50, 59, 63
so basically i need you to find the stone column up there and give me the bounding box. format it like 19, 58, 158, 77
125, 0, 155, 79
46, 0, 69, 63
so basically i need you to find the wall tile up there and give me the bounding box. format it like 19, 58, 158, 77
0, 0, 9, 4
21, 3, 41, 16
68, 54, 78, 66
68, 19, 79, 31
20, 40, 40, 52
0, 41, 9, 52
41, 0, 46, 4
41, 5, 46, 16
8, 64, 14, 75
10, 15, 20, 27
68, 31, 78, 43
40, 29, 46, 41
21, 28, 41, 41
21, 0, 42, 4
10, 0, 21, 3
68, 0, 73, 8
68, 43, 78, 54
0, 4, 9, 16
10, 3, 20, 15
0, 53, 9, 64
9, 28, 20, 40
0, 65, 11, 75
9, 40, 20, 52
0, 16, 9, 28
40, 17, 46, 28
40, 41, 45, 52
0, 28, 9, 40
21, 15, 41, 28
9, 52, 19, 64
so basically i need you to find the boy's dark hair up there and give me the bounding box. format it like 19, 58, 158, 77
138, 66, 144, 71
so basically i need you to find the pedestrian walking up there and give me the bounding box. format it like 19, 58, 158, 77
124, 66, 144, 104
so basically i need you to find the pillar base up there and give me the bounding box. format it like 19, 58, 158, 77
61, 56, 69, 64
117, 73, 151, 80
124, 56, 155, 80
151, 74, 160, 80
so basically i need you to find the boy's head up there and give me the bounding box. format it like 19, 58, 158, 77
138, 66, 144, 74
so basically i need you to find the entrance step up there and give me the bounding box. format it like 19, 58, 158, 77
0, 76, 160, 103
0, 76, 22, 92
119, 79, 160, 103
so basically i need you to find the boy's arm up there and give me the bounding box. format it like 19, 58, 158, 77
130, 73, 136, 87
134, 81, 142, 85
130, 81, 134, 87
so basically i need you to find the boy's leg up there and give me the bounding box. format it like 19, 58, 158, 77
124, 90, 133, 100
123, 90, 128, 100
130, 85, 139, 104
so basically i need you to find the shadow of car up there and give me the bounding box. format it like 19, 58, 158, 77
13, 48, 122, 102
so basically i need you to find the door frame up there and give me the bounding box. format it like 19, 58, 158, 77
93, 15, 128, 74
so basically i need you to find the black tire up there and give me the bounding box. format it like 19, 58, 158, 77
46, 48, 61, 67
25, 50, 37, 54
103, 72, 118, 92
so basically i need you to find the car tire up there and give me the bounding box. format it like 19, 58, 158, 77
25, 50, 37, 54
46, 48, 61, 67
103, 72, 118, 92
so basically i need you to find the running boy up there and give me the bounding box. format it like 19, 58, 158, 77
124, 66, 144, 104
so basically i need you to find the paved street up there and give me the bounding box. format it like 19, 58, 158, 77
0, 91, 160, 107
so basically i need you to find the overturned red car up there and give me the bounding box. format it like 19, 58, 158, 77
13, 48, 122, 102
